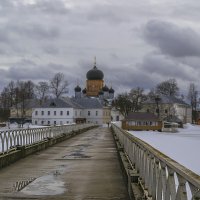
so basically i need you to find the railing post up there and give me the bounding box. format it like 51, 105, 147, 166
176, 174, 187, 200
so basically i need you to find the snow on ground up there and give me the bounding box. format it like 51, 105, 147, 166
0, 123, 47, 131
128, 123, 200, 175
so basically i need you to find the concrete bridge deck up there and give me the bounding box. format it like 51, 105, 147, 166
0, 127, 129, 200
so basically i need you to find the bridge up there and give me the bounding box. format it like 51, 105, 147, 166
0, 124, 200, 200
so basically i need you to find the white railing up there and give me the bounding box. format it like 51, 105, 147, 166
0, 124, 94, 154
111, 124, 200, 200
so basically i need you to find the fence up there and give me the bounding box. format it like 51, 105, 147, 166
0, 124, 93, 154
111, 124, 200, 200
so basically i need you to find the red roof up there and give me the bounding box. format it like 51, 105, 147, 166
124, 112, 160, 121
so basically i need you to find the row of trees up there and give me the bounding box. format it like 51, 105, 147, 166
114, 79, 199, 123
0, 73, 68, 121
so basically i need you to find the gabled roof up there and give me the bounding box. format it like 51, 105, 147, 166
125, 112, 160, 121
145, 95, 190, 106
40, 98, 73, 108
61, 97, 83, 109
72, 97, 103, 109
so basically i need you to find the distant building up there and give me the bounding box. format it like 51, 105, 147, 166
32, 98, 77, 126
23, 59, 114, 126
142, 95, 192, 124
32, 97, 111, 126
10, 99, 40, 124
111, 107, 124, 122
122, 112, 162, 131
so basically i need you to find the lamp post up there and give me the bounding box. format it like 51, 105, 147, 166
155, 95, 161, 118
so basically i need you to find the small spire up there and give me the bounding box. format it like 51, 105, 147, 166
76, 79, 80, 86
94, 56, 97, 69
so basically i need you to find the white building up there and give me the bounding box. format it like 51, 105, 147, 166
32, 97, 111, 126
142, 95, 192, 124
32, 98, 77, 126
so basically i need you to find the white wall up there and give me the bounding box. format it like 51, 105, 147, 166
32, 107, 107, 126
174, 104, 192, 123
32, 108, 74, 125
82, 109, 103, 124
111, 108, 124, 122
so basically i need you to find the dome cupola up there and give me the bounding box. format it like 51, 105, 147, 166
86, 58, 104, 80
102, 85, 109, 92
74, 85, 81, 92
82, 88, 87, 94
109, 87, 115, 93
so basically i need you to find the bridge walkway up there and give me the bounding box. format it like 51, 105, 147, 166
0, 127, 129, 200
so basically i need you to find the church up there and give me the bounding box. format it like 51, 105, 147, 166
74, 59, 115, 100
31, 59, 114, 126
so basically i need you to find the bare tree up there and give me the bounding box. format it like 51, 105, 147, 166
35, 81, 49, 104
129, 87, 147, 112
113, 93, 131, 117
50, 73, 68, 98
187, 83, 198, 123
113, 87, 147, 117
156, 78, 179, 97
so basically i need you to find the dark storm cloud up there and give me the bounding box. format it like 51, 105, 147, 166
143, 20, 200, 57
3, 59, 68, 81
0, 0, 200, 95
140, 54, 197, 81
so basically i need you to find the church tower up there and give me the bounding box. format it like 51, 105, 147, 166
86, 58, 104, 97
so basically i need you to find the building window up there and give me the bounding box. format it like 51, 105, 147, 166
48, 111, 50, 115
60, 111, 63, 116
88, 111, 90, 116
67, 121, 69, 124
54, 121, 56, 125
60, 121, 63, 125
54, 111, 56, 116
67, 111, 69, 115
35, 121, 37, 125
48, 121, 50, 125
116, 116, 119, 121
96, 111, 98, 116
41, 121, 44, 125
35, 111, 38, 115
41, 111, 44, 115
165, 109, 168, 114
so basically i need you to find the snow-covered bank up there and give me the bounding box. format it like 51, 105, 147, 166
128, 123, 200, 175
0, 123, 48, 131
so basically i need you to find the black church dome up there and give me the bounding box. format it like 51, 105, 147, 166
82, 88, 87, 94
109, 87, 115, 93
86, 66, 104, 80
74, 85, 81, 92
102, 85, 109, 92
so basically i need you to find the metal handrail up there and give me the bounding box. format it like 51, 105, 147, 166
0, 124, 94, 154
111, 123, 200, 200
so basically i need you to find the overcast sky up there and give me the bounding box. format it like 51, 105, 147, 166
0, 0, 200, 96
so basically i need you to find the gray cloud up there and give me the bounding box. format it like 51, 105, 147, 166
140, 54, 198, 81
0, 0, 200, 96
143, 20, 200, 57
31, 0, 70, 15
